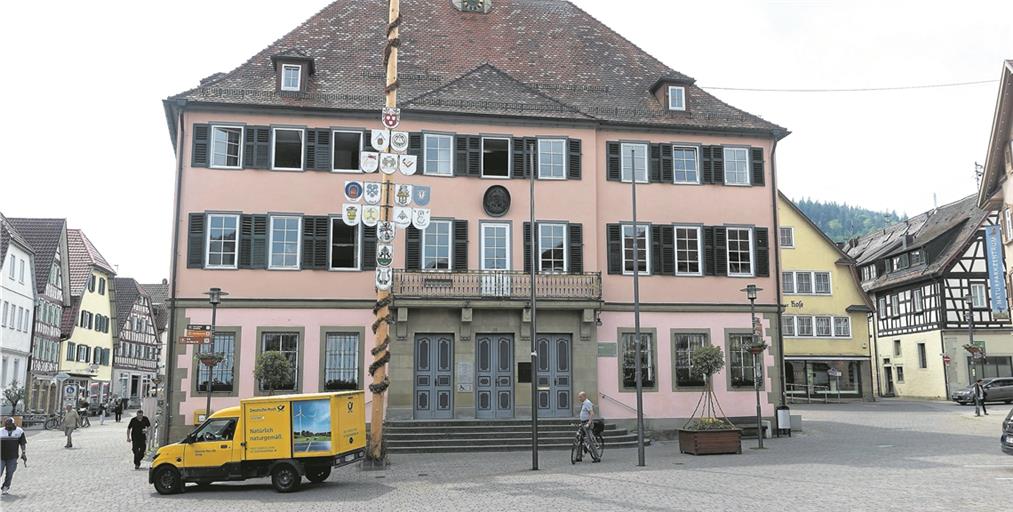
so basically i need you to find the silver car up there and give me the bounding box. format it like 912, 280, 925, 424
951, 377, 1013, 405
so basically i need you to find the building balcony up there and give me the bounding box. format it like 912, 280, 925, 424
394, 270, 602, 301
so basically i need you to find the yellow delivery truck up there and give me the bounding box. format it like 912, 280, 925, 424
149, 391, 366, 494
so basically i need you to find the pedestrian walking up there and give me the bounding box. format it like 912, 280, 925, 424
62, 405, 79, 448
127, 410, 151, 470
1, 418, 27, 496
99, 401, 107, 426
973, 379, 989, 416
113, 399, 123, 423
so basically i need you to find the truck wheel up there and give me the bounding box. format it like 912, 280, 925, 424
271, 464, 302, 493
306, 466, 331, 483
153, 466, 183, 495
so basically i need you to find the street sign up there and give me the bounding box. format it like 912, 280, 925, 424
184, 324, 211, 343
187, 324, 211, 331
827, 368, 842, 378
55, 372, 70, 382
942, 354, 952, 365
180, 335, 210, 345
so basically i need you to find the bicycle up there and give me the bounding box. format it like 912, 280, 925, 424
43, 412, 63, 430
78, 409, 91, 428
570, 420, 604, 464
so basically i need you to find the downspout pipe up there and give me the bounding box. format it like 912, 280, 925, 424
162, 102, 187, 445
769, 135, 786, 407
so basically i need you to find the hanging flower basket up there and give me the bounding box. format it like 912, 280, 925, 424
196, 352, 224, 368
679, 345, 742, 455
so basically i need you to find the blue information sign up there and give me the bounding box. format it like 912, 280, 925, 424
984, 225, 1009, 319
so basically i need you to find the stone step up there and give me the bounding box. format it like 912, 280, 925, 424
387, 438, 649, 453
387, 433, 642, 447
386, 429, 632, 442
385, 424, 624, 435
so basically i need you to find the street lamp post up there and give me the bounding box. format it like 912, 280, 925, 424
528, 151, 539, 471
742, 284, 765, 449
630, 146, 646, 467
963, 294, 981, 415
201, 287, 227, 421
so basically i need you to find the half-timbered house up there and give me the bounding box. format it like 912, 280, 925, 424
112, 278, 162, 407
844, 194, 1013, 399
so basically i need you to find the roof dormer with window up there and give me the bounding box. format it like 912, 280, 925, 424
271, 49, 314, 94
650, 76, 695, 112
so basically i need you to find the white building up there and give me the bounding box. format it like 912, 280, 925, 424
1, 213, 36, 410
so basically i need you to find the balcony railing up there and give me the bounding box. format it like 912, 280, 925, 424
394, 270, 601, 300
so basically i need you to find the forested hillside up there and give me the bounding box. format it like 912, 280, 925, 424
794, 198, 906, 243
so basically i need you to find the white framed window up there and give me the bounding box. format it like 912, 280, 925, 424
913, 289, 924, 313
620, 143, 648, 183
1, 301, 7, 328
422, 220, 452, 271
332, 130, 363, 172
329, 218, 361, 270
970, 283, 987, 308
272, 127, 304, 170
674, 226, 702, 275
281, 64, 302, 91
781, 315, 796, 336
779, 227, 794, 248
260, 332, 299, 391
538, 223, 567, 273
537, 139, 566, 179
18, 259, 25, 283
815, 316, 833, 337
424, 134, 453, 176
481, 223, 510, 271
726, 227, 753, 276
672, 146, 699, 184
8, 256, 14, 279
269, 216, 301, 270
814, 272, 832, 294
794, 272, 812, 294
668, 86, 686, 111
833, 316, 851, 337
723, 147, 750, 185
210, 125, 243, 169
782, 272, 796, 294
205, 214, 239, 269
796, 316, 813, 337
481, 137, 510, 178
323, 332, 360, 390
890, 294, 900, 317
622, 224, 650, 275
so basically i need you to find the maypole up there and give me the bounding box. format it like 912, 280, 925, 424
366, 0, 401, 464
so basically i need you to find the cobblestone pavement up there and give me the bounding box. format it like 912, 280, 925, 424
3, 400, 1011, 511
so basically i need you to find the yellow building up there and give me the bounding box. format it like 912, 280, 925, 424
60, 229, 116, 408
777, 193, 875, 401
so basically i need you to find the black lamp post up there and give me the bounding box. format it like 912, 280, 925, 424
629, 146, 646, 467
200, 287, 228, 421
741, 284, 765, 449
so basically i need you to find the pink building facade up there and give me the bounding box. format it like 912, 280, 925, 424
161, 0, 787, 441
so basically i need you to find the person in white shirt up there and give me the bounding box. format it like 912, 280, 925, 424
575, 392, 600, 463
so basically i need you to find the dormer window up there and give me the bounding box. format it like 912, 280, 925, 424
668, 86, 686, 111
281, 64, 302, 91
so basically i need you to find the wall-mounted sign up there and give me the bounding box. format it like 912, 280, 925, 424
984, 225, 1009, 320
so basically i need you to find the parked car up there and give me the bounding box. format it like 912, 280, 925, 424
950, 377, 1013, 405
1002, 408, 1013, 455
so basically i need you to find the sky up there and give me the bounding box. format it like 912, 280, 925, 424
2, 0, 1011, 282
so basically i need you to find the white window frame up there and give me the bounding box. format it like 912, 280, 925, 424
480, 223, 511, 271
537, 138, 566, 180
205, 213, 240, 269
423, 133, 454, 176
281, 64, 302, 92
726, 227, 754, 277
620, 142, 648, 184
668, 86, 686, 111
480, 137, 511, 179
913, 288, 924, 313
331, 130, 364, 173
672, 145, 700, 184
621, 224, 650, 276
782, 272, 796, 294
814, 272, 832, 295
18, 259, 25, 284
779, 227, 794, 248
268, 215, 302, 270
833, 316, 852, 338
723, 147, 750, 186
8, 255, 14, 279
210, 125, 244, 169
537, 223, 568, 273
674, 225, 702, 276
796, 316, 814, 337
421, 220, 453, 271
781, 315, 796, 337
271, 127, 305, 171
814, 316, 833, 337
328, 217, 362, 271
970, 283, 987, 308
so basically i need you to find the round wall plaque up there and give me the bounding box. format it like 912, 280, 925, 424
483, 185, 511, 217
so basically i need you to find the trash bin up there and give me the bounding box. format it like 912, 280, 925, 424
775, 405, 791, 438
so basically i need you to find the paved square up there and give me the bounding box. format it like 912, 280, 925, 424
3, 400, 1010, 511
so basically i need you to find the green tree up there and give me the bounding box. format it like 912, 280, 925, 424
254, 351, 295, 395
2, 380, 26, 414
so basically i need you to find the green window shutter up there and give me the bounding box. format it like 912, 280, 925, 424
711, 146, 725, 184
567, 139, 582, 180
750, 147, 765, 186
649, 144, 662, 183
405, 226, 421, 270
238, 215, 254, 269
701, 147, 714, 184
467, 137, 482, 177
244, 126, 271, 169
702, 226, 715, 275
606, 142, 621, 181
660, 225, 675, 275
650, 225, 663, 274
409, 133, 423, 157
191, 124, 210, 167
512, 137, 526, 179
660, 144, 673, 183
606, 223, 622, 274
454, 136, 469, 176
713, 227, 728, 276
301, 216, 329, 270
523, 222, 534, 273
187, 213, 205, 268
362, 225, 377, 271
568, 223, 583, 273
306, 128, 332, 171
754, 227, 770, 277
238, 215, 268, 269
453, 220, 469, 271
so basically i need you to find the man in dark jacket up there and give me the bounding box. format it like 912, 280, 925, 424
974, 379, 988, 416
127, 410, 151, 470
1, 418, 27, 495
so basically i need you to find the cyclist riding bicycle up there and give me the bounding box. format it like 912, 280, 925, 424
575, 391, 601, 463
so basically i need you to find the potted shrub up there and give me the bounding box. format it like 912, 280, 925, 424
678, 345, 742, 455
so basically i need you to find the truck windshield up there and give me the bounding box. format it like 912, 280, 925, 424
192, 418, 237, 442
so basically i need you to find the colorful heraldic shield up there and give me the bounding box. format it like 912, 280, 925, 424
364, 182, 382, 205
398, 154, 417, 175
381, 107, 400, 129
370, 129, 390, 152
361, 205, 380, 227
377, 221, 395, 243
412, 185, 431, 206
412, 208, 431, 230
392, 206, 412, 228
344, 181, 364, 202
389, 131, 409, 153
342, 203, 361, 226
360, 151, 379, 173
375, 267, 393, 290
379, 153, 399, 175
376, 243, 394, 267
395, 184, 413, 207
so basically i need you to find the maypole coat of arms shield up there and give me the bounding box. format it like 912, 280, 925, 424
392, 206, 412, 228
360, 151, 379, 173
376, 243, 394, 268
389, 131, 409, 153
370, 129, 390, 152
377, 221, 395, 243
361, 205, 381, 227
394, 184, 413, 207
381, 107, 400, 129
398, 154, 417, 175
379, 153, 399, 175
363, 182, 382, 205
375, 267, 393, 291
412, 185, 431, 206
342, 204, 361, 226
412, 208, 431, 230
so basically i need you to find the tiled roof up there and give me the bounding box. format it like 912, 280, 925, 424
844, 194, 985, 291
67, 229, 116, 296
140, 281, 170, 335
112, 278, 148, 335
61, 295, 81, 338
7, 217, 66, 294
168, 0, 786, 136
1, 213, 35, 266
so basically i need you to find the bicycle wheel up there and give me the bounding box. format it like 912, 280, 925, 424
44, 417, 58, 430
570, 439, 580, 465
593, 433, 605, 459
